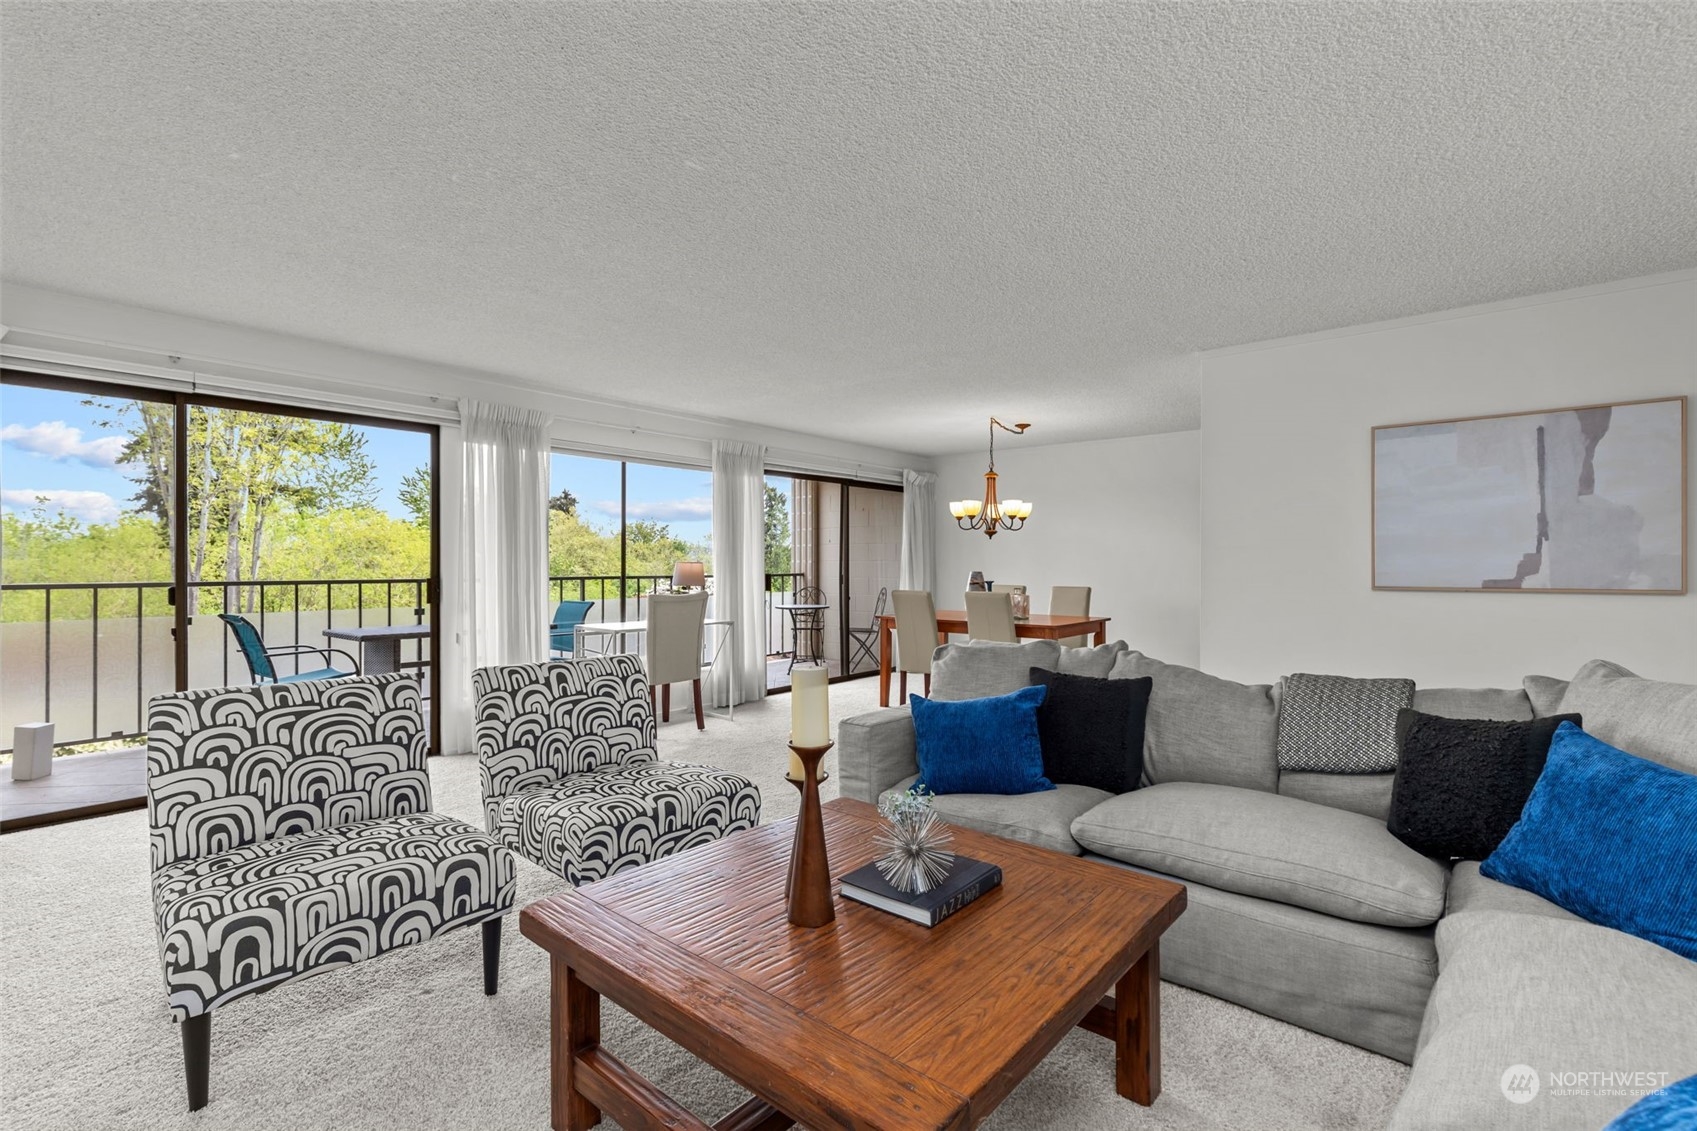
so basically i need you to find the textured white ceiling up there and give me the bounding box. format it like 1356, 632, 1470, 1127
3, 2, 1694, 454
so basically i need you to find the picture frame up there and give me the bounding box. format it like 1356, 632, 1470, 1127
1371, 396, 1687, 594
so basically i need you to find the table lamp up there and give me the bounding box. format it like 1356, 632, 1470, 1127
671, 561, 706, 592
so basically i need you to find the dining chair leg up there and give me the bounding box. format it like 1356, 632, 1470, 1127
661, 683, 671, 722
482, 916, 502, 996
924, 674, 931, 697
899, 672, 907, 706
692, 679, 704, 730
181, 1012, 211, 1112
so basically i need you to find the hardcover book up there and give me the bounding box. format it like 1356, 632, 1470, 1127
840, 855, 1002, 927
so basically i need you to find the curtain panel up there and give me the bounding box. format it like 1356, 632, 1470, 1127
710, 439, 768, 707
440, 399, 551, 753
899, 468, 937, 595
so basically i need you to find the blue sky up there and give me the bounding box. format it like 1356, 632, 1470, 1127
552, 452, 715, 545
1, 384, 721, 546
0, 383, 428, 523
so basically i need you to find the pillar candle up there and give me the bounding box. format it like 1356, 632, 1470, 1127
789, 664, 831, 777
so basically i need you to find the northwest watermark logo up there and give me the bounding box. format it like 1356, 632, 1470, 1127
1501, 1065, 1541, 1104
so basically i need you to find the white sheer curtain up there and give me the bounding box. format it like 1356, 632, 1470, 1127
439, 399, 551, 753
899, 468, 937, 595
709, 439, 768, 707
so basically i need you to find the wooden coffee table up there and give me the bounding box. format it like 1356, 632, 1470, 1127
520, 797, 1187, 1130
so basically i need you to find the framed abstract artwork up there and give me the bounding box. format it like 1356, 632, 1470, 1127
1372, 396, 1687, 594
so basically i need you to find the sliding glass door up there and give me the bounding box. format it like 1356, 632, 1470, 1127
765, 473, 902, 692
1, 370, 441, 759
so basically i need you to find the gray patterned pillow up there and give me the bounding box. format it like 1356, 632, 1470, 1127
1277, 673, 1415, 773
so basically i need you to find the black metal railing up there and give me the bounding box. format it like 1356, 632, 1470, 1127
1, 571, 812, 752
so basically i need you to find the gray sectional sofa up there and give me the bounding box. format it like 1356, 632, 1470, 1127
838, 641, 1697, 1130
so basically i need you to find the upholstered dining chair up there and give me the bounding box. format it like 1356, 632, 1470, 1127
549, 599, 596, 657
891, 588, 939, 705
646, 589, 711, 729
965, 590, 1019, 642
1050, 585, 1093, 647
847, 586, 888, 673
146, 673, 514, 1111
218, 613, 360, 683
475, 654, 761, 885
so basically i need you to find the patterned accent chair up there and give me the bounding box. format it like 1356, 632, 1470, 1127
475, 654, 761, 885
145, 673, 515, 1111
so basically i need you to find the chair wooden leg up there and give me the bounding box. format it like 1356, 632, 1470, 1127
661, 683, 671, 722
692, 679, 704, 730
181, 1012, 210, 1112
924, 674, 931, 697
482, 916, 502, 996
899, 672, 907, 705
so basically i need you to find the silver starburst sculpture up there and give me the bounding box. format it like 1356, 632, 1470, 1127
874, 787, 956, 894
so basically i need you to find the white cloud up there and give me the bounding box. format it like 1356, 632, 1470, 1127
0, 420, 128, 468
1, 489, 122, 525
592, 497, 714, 522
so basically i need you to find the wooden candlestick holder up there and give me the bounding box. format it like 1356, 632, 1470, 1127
785, 742, 835, 928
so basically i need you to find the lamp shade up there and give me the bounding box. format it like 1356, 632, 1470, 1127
672, 561, 706, 590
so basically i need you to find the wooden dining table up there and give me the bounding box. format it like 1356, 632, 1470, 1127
876, 611, 1112, 706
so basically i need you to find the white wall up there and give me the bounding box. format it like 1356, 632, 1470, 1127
933, 430, 1202, 666
1199, 271, 1697, 688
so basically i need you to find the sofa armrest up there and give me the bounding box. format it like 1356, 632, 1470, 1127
838, 708, 919, 802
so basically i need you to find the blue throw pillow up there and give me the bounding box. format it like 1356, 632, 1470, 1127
1481, 722, 1697, 961
910, 685, 1054, 796
1604, 1074, 1697, 1131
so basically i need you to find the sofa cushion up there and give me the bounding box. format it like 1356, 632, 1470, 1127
1445, 861, 1583, 922
1275, 673, 1414, 773
931, 639, 1062, 701
1521, 675, 1570, 719
1557, 659, 1697, 773
1072, 782, 1449, 927
883, 774, 1110, 856
1277, 772, 1395, 820
1029, 668, 1150, 794
1387, 709, 1581, 861
1481, 723, 1697, 961
1054, 640, 1129, 679
1605, 1075, 1697, 1131
1412, 686, 1534, 722
495, 761, 761, 885
1108, 651, 1279, 792
1389, 910, 1697, 1131
1091, 856, 1437, 1063
910, 687, 1053, 796
152, 811, 516, 1020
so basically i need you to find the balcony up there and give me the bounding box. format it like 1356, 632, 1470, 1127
0, 570, 873, 828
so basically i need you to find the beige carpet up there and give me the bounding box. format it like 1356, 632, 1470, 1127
0, 678, 1408, 1129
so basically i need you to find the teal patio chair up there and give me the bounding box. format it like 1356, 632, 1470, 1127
549, 600, 596, 657
218, 613, 360, 683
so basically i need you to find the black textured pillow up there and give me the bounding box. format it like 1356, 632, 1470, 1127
1387, 708, 1581, 860
1028, 667, 1151, 794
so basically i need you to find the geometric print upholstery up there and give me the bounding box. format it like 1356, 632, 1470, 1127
146, 674, 430, 870
474, 655, 659, 832
152, 811, 516, 1020
496, 762, 762, 885
475, 654, 761, 883
1276, 672, 1416, 774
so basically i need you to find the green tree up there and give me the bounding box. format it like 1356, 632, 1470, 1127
549, 488, 579, 517
765, 484, 792, 579
398, 465, 431, 528
102, 403, 379, 611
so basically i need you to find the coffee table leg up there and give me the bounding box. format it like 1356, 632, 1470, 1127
1115, 941, 1160, 1105
553, 957, 602, 1130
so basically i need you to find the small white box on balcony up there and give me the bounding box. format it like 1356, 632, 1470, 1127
11, 723, 54, 781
